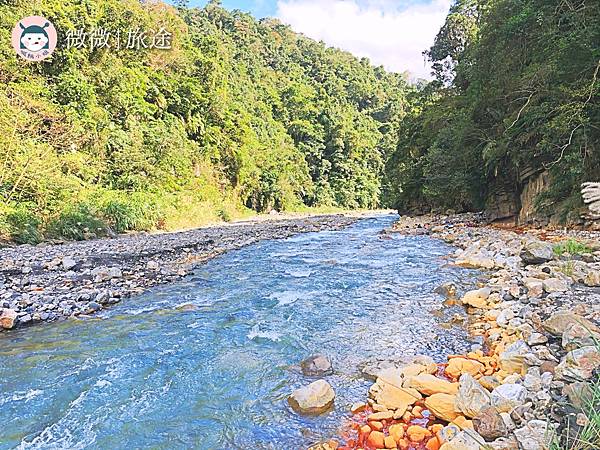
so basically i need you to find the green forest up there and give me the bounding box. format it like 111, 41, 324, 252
1, 0, 599, 244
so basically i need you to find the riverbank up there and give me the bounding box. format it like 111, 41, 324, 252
312, 213, 600, 450
0, 212, 369, 331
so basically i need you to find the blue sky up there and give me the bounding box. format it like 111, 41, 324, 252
188, 1, 452, 79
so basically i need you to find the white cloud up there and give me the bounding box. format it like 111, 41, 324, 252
276, 0, 451, 79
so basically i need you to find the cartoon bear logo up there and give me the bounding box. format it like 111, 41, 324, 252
19, 22, 51, 52
11, 16, 57, 61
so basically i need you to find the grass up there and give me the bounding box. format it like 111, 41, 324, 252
553, 239, 593, 257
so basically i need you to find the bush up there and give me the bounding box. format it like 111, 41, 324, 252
4, 207, 43, 245
46, 204, 108, 241
553, 239, 593, 256
100, 193, 163, 232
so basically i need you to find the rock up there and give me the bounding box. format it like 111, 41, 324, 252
487, 436, 519, 450
406, 425, 432, 442
496, 308, 515, 327
473, 406, 508, 440
479, 376, 501, 391
366, 431, 385, 448
462, 288, 491, 308
491, 384, 527, 413
514, 420, 554, 450
524, 278, 543, 298
435, 282, 458, 299
301, 355, 333, 377
405, 374, 459, 396
527, 333, 548, 346
562, 382, 592, 409
555, 346, 600, 381
369, 369, 422, 411
389, 423, 404, 441
439, 430, 485, 450
542, 311, 600, 337
288, 380, 335, 415
146, 260, 160, 271
384, 435, 397, 449
584, 270, 600, 287
455, 373, 492, 418
0, 308, 17, 329
445, 358, 485, 379
87, 302, 102, 312
542, 278, 568, 293
350, 401, 367, 414
424, 393, 460, 422
91, 266, 122, 282
499, 340, 530, 374
562, 322, 600, 351
520, 241, 554, 265
368, 411, 393, 421
62, 257, 77, 270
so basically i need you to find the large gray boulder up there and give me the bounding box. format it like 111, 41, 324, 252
520, 241, 554, 265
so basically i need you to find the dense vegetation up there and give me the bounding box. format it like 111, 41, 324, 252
386, 0, 600, 223
0, 0, 408, 243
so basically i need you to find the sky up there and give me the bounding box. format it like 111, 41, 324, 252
191, 0, 452, 79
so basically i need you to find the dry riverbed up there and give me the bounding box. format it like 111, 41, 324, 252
0, 213, 362, 331
306, 213, 600, 450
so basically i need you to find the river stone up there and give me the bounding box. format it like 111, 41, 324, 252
542, 277, 568, 293
524, 278, 544, 298
424, 393, 460, 422
555, 345, 600, 381
445, 357, 485, 378
455, 373, 491, 418
514, 420, 554, 450
520, 241, 554, 265
301, 355, 333, 376
584, 270, 600, 287
0, 308, 17, 329
491, 384, 527, 413
405, 373, 458, 396
562, 382, 592, 409
499, 340, 530, 374
435, 282, 458, 299
62, 257, 77, 270
562, 322, 600, 351
288, 380, 335, 415
439, 430, 485, 450
369, 369, 422, 411
473, 406, 508, 440
542, 311, 600, 337
461, 288, 491, 308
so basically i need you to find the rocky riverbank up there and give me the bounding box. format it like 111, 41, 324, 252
0, 214, 360, 331
305, 213, 600, 450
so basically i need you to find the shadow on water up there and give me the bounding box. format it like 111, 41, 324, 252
0, 214, 481, 450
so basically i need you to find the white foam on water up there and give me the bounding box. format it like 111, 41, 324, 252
0, 389, 43, 406
284, 268, 313, 278
268, 291, 301, 306
247, 324, 282, 342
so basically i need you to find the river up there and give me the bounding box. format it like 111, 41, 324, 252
0, 214, 480, 449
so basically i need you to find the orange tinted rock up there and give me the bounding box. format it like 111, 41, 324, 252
430, 424, 444, 434
424, 393, 460, 422
412, 405, 424, 418
366, 430, 385, 448
452, 415, 473, 430
360, 424, 372, 437
405, 374, 459, 396
445, 358, 484, 379
370, 421, 384, 431
397, 438, 410, 450
407, 425, 432, 442
389, 423, 405, 441
369, 411, 394, 421
384, 435, 398, 449
425, 437, 441, 450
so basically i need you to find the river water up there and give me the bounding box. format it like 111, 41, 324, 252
0, 214, 480, 449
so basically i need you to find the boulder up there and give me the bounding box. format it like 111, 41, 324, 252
435, 282, 458, 299
523, 278, 543, 298
0, 308, 17, 329
439, 430, 486, 450
514, 420, 554, 450
473, 406, 508, 441
301, 355, 333, 376
520, 241, 554, 265
62, 257, 77, 270
455, 373, 492, 418
461, 288, 491, 308
288, 380, 335, 415
424, 393, 460, 422
542, 278, 569, 293
584, 270, 600, 287
491, 384, 527, 413
369, 369, 422, 411
366, 431, 385, 448
542, 311, 600, 337
405, 374, 459, 396
406, 425, 432, 443
562, 323, 600, 351
499, 340, 530, 374
555, 345, 600, 381
445, 358, 485, 379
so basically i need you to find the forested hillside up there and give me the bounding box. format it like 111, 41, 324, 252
0, 0, 408, 243
385, 0, 600, 224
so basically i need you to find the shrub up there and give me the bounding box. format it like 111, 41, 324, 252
46, 204, 108, 241
100, 193, 163, 232
553, 239, 593, 257
4, 206, 43, 245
